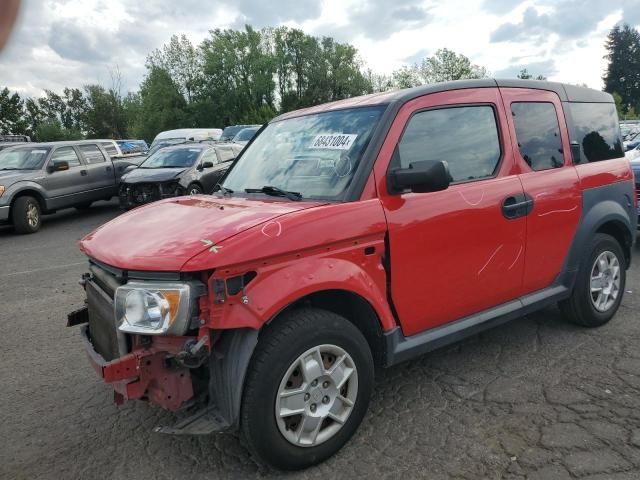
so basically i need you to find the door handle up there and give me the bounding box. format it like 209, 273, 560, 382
502, 194, 533, 219
80, 169, 88, 176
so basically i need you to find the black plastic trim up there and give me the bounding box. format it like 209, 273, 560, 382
383, 284, 569, 366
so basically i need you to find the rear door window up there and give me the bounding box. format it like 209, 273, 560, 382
216, 147, 236, 162
397, 105, 501, 183
100, 142, 119, 157
511, 102, 564, 171
568, 102, 624, 163
78, 144, 107, 164
50, 146, 81, 167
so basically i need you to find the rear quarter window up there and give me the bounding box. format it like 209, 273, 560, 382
568, 102, 623, 163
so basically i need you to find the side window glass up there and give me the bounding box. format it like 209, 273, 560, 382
200, 150, 218, 165
101, 142, 118, 157
50, 146, 81, 167
512, 102, 563, 171
398, 106, 501, 183
568, 102, 624, 163
79, 144, 106, 164
216, 148, 235, 162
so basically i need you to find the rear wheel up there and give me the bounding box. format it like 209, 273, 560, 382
240, 308, 374, 470
560, 233, 625, 327
12, 196, 41, 234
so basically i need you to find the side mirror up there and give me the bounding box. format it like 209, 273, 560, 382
388, 160, 450, 194
201, 161, 214, 169
48, 160, 69, 173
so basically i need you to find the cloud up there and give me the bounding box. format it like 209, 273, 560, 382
482, 0, 525, 15
230, 0, 324, 26
494, 59, 557, 78
490, 1, 617, 43
49, 20, 112, 63
331, 0, 432, 41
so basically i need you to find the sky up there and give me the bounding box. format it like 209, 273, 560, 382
0, 0, 639, 98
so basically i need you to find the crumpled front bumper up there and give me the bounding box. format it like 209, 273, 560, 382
79, 324, 193, 411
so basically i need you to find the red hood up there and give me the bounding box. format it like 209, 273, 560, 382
80, 196, 324, 271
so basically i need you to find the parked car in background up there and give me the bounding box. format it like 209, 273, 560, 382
70, 79, 635, 470
0, 142, 25, 151
630, 159, 640, 227
220, 124, 261, 142
118, 143, 241, 209
623, 132, 640, 151
116, 139, 149, 155
0, 141, 138, 233
232, 126, 261, 146
626, 143, 640, 161
151, 129, 223, 149
0, 134, 30, 142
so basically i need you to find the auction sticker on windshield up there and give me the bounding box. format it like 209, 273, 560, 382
310, 134, 357, 150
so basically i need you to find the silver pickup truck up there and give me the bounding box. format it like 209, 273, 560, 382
0, 140, 144, 233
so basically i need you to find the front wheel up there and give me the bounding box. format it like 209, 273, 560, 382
187, 184, 203, 195
240, 308, 374, 470
12, 196, 41, 234
560, 233, 626, 327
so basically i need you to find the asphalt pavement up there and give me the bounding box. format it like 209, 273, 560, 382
2, 200, 640, 480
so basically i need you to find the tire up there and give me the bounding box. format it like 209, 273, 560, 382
75, 202, 93, 211
560, 233, 626, 327
240, 308, 374, 470
187, 184, 203, 195
12, 196, 41, 234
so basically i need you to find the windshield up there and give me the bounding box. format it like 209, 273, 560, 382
222, 106, 385, 200
140, 148, 202, 169
221, 126, 244, 141
234, 127, 259, 142
0, 146, 50, 170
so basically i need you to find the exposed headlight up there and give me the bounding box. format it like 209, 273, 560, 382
0, 186, 5, 197
114, 281, 205, 335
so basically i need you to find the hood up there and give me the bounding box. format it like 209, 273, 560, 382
80, 196, 325, 271
122, 167, 187, 184
0, 169, 38, 183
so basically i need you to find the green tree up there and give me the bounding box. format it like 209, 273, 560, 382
517, 68, 547, 80
133, 67, 188, 142
418, 48, 488, 84
0, 87, 26, 134
201, 26, 276, 124
147, 34, 203, 103
603, 24, 640, 113
35, 119, 79, 141
83, 84, 127, 139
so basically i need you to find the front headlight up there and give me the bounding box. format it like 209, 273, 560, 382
114, 281, 205, 335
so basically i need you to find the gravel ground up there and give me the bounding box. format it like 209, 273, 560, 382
1, 200, 640, 480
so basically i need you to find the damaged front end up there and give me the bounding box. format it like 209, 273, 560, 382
68, 260, 255, 434
118, 181, 185, 209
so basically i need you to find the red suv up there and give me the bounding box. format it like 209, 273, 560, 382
69, 79, 636, 470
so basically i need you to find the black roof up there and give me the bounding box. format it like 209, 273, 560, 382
275, 79, 613, 121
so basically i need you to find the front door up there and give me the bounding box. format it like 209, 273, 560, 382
40, 146, 90, 209
375, 88, 528, 336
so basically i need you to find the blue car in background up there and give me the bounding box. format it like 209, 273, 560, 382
116, 139, 149, 155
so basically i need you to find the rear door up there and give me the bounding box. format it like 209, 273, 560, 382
41, 146, 90, 208
78, 143, 116, 197
499, 89, 581, 293
375, 88, 528, 336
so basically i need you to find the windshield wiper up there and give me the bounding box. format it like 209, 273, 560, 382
213, 184, 234, 195
245, 185, 302, 201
